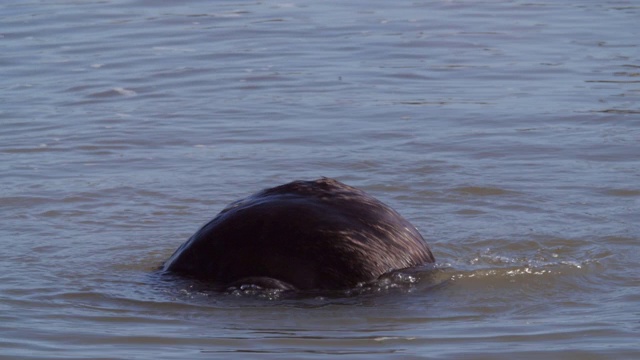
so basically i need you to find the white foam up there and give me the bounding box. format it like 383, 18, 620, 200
113, 87, 136, 96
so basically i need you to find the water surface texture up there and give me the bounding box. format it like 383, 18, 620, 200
1, 0, 639, 359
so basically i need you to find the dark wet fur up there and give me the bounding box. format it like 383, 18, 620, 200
163, 178, 435, 291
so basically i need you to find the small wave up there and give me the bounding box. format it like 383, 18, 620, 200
225, 285, 289, 301
113, 87, 137, 96
161, 265, 443, 303
445, 261, 586, 282
430, 244, 605, 298
152, 46, 196, 53
89, 87, 137, 98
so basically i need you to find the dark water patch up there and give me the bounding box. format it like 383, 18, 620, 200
594, 109, 640, 114
452, 186, 516, 196
600, 188, 640, 197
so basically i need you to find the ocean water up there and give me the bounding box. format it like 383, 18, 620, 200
1, 0, 639, 359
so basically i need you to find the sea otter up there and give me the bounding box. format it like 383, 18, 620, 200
163, 178, 435, 290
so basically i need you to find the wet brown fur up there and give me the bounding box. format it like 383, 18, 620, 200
163, 178, 435, 290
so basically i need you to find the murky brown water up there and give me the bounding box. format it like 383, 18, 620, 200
1, 0, 639, 359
